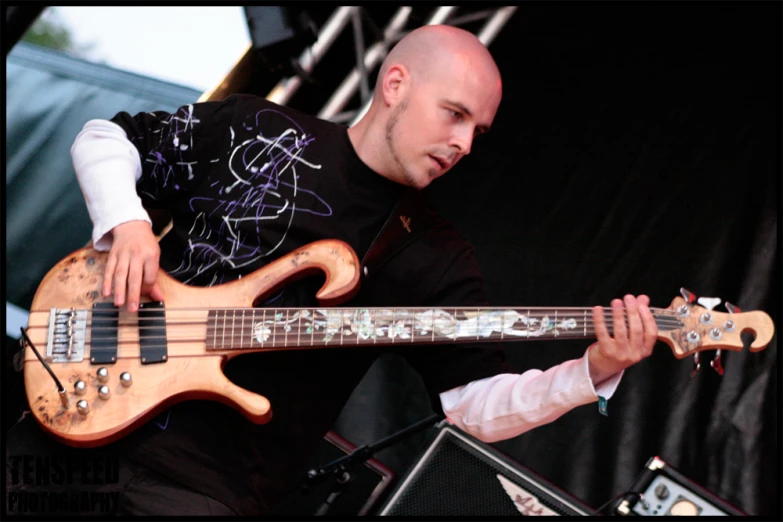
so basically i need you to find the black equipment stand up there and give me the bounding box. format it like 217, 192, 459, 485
302, 413, 442, 516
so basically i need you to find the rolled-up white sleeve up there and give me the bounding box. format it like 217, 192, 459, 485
439, 348, 623, 443
71, 119, 150, 251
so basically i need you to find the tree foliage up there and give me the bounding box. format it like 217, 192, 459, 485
20, 8, 90, 57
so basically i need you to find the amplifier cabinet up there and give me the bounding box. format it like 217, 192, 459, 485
378, 421, 594, 516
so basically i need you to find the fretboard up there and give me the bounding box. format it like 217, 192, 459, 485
203, 307, 682, 352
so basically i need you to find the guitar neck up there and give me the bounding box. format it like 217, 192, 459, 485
202, 306, 682, 352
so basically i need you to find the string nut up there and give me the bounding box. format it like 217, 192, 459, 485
74, 380, 87, 396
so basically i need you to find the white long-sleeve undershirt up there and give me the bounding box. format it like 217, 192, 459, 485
71, 119, 148, 251
70, 120, 624, 444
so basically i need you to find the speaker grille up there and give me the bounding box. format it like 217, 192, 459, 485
380, 424, 592, 516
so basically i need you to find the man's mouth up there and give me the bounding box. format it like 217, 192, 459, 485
429, 155, 447, 170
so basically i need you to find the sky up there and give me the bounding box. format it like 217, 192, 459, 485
53, 6, 252, 92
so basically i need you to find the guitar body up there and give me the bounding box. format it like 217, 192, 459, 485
23, 239, 361, 448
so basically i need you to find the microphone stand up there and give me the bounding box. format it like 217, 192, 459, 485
303, 413, 442, 516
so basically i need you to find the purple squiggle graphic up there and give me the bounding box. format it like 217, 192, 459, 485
164, 108, 334, 285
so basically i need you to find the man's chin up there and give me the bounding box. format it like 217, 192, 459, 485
400, 170, 432, 189
414, 174, 435, 189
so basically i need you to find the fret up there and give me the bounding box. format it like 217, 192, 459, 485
501, 310, 505, 341
240, 309, 245, 348
262, 308, 267, 349
296, 309, 302, 348
476, 307, 480, 341
250, 309, 255, 348
221, 309, 227, 349
310, 309, 315, 347
526, 309, 531, 337
340, 308, 345, 346
356, 309, 361, 345
583, 309, 587, 336
391, 308, 396, 343
554, 309, 558, 337
212, 311, 218, 350
430, 309, 435, 343
372, 309, 377, 345
323, 310, 330, 346
284, 309, 289, 348
271, 309, 277, 348
410, 310, 415, 343
231, 309, 236, 349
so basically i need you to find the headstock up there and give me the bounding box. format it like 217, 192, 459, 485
656, 289, 774, 363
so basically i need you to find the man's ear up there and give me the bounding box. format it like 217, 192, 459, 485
381, 64, 408, 106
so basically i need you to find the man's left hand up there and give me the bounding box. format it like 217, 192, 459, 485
588, 294, 658, 385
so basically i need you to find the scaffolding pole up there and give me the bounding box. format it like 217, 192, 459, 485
266, 6, 360, 106
317, 6, 423, 121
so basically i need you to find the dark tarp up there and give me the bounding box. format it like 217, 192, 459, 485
332, 3, 779, 517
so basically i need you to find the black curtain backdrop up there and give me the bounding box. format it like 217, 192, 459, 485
333, 2, 779, 517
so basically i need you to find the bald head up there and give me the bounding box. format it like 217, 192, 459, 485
375, 25, 502, 97
348, 25, 503, 189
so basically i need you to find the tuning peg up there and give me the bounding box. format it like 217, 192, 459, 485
690, 352, 701, 378
680, 288, 697, 304
725, 302, 741, 314
710, 351, 724, 375
697, 297, 721, 311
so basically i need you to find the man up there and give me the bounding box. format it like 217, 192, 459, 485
15, 25, 656, 515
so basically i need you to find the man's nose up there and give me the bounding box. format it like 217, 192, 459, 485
450, 130, 473, 156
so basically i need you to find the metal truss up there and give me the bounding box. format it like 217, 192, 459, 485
265, 6, 519, 125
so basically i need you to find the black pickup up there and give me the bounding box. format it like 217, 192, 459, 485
138, 302, 167, 364
90, 302, 118, 364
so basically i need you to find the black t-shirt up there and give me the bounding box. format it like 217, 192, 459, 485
107, 94, 514, 515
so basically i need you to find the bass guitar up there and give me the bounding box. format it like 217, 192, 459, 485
22, 239, 774, 447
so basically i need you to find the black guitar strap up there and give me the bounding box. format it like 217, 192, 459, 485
360, 188, 440, 282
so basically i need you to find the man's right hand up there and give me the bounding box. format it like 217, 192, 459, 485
102, 220, 165, 312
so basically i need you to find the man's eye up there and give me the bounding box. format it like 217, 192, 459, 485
449, 110, 462, 120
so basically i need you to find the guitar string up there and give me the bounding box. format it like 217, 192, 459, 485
26, 306, 685, 316
39, 316, 686, 349
78, 316, 685, 331
34, 314, 685, 335
27, 309, 686, 337
36, 307, 685, 326
26, 307, 695, 352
